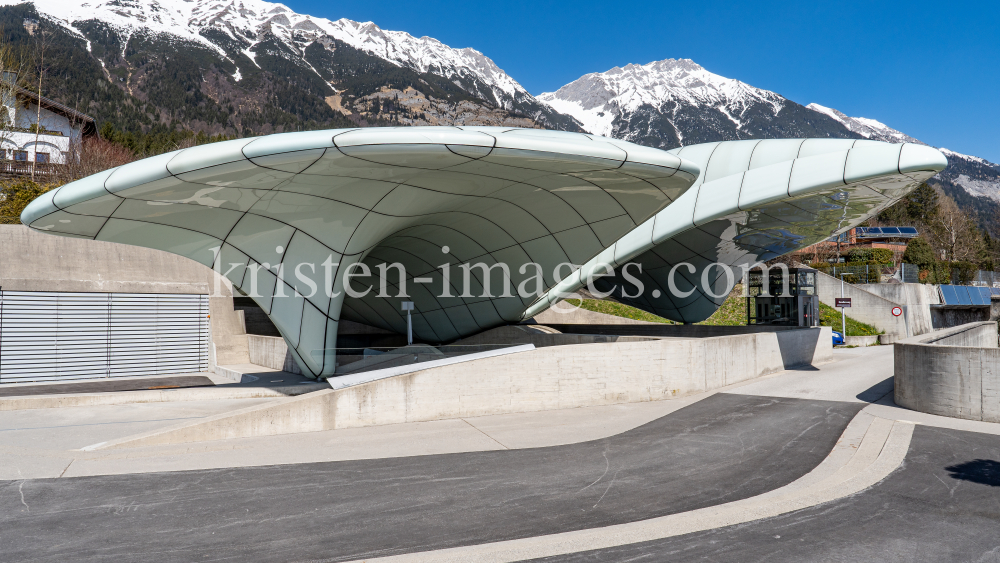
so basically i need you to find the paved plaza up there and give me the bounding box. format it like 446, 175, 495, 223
1, 345, 999, 562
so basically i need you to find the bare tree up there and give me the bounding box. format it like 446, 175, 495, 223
0, 29, 32, 169
928, 194, 983, 262
29, 24, 52, 181
54, 137, 134, 184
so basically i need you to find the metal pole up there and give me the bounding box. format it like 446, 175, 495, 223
840, 274, 847, 338
401, 301, 414, 345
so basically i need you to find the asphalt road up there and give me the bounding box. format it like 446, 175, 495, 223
533, 424, 1000, 563
0, 393, 862, 562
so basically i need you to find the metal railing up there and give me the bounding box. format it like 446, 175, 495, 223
821, 263, 897, 284
899, 263, 920, 283
953, 269, 1000, 287
0, 161, 56, 176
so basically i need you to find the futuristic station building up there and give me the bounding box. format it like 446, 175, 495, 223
21, 127, 948, 377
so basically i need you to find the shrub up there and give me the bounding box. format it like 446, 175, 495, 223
846, 247, 894, 264
902, 238, 936, 268
0, 179, 57, 224
950, 261, 978, 285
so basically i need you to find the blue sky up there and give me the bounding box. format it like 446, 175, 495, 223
287, 0, 999, 162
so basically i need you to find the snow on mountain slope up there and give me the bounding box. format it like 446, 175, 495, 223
537, 58, 784, 138
806, 103, 922, 144
11, 0, 528, 108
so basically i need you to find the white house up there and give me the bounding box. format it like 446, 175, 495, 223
0, 75, 96, 167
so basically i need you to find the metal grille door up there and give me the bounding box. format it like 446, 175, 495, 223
0, 291, 209, 383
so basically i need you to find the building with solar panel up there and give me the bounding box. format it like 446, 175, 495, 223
794, 225, 921, 265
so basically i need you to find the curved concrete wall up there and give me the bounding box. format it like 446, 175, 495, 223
894, 322, 1000, 422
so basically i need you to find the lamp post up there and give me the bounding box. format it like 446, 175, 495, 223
839, 273, 849, 339
401, 301, 414, 345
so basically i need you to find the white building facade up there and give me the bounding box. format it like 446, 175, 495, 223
0, 78, 95, 167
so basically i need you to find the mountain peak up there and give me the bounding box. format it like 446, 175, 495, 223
537, 57, 783, 140
15, 0, 532, 108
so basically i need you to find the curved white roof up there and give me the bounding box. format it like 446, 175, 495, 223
22, 127, 697, 376
22, 127, 946, 376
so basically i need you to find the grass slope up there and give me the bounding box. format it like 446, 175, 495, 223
564, 285, 748, 326
818, 302, 883, 336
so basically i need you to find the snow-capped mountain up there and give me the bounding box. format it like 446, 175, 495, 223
806, 103, 922, 144
537, 58, 853, 148
37, 0, 524, 105
541, 58, 1000, 228
7, 0, 577, 130
537, 59, 784, 140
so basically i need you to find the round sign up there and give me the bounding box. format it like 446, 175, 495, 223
891, 306, 903, 317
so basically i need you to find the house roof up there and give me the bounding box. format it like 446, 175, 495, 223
16, 87, 97, 136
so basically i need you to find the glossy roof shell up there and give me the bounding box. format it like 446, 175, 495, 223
22, 126, 697, 377
529, 138, 947, 322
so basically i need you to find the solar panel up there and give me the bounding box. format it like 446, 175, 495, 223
854, 226, 918, 238
939, 285, 959, 305
956, 286, 973, 305
992, 287, 1000, 297
973, 287, 992, 305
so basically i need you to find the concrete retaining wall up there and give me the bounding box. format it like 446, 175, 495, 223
247, 335, 302, 374
98, 327, 832, 447
861, 283, 939, 336
816, 271, 907, 337
844, 335, 879, 347
894, 321, 1000, 422
0, 225, 250, 370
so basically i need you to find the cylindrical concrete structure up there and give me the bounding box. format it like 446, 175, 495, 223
894, 322, 1000, 422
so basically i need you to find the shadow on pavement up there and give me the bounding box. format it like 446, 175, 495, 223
856, 376, 894, 403
946, 460, 1000, 487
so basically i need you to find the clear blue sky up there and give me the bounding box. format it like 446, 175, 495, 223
286, 0, 999, 162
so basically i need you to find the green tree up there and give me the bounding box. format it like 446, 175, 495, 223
906, 183, 939, 223
902, 237, 936, 268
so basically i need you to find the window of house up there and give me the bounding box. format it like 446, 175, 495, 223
13, 150, 27, 161
35, 152, 49, 164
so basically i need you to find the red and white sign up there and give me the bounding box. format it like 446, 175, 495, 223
891, 306, 903, 317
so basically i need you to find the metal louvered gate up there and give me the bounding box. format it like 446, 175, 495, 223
0, 291, 209, 383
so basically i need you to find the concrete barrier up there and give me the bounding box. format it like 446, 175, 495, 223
894, 321, 1000, 422
816, 271, 907, 338
844, 335, 879, 347
94, 327, 832, 448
